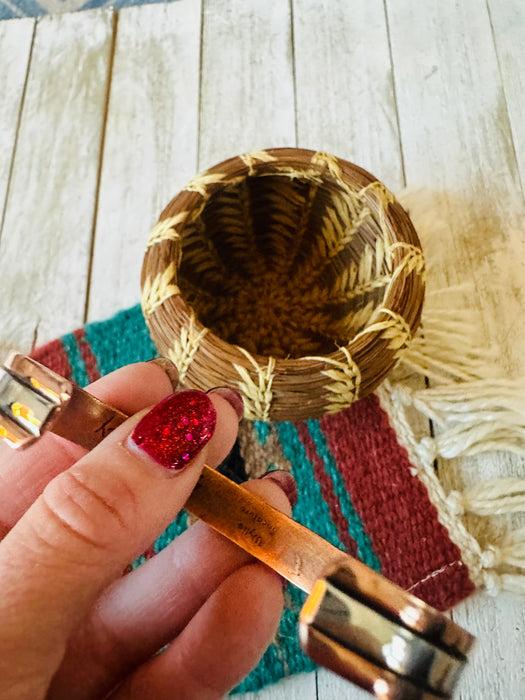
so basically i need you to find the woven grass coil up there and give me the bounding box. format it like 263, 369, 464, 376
141, 148, 425, 421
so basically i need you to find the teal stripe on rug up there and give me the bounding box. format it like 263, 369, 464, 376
153, 510, 188, 553
61, 332, 91, 387
276, 422, 343, 549
84, 305, 157, 378
306, 418, 381, 572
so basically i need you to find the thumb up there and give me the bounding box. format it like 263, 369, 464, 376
0, 388, 239, 698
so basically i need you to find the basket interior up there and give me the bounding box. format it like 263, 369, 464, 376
177, 174, 393, 359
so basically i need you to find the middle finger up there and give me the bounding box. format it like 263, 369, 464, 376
48, 476, 294, 700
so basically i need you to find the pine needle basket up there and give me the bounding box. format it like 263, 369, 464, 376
141, 148, 425, 421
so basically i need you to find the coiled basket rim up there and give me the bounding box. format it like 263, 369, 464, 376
141, 147, 425, 421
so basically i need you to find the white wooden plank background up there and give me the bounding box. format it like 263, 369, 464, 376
0, 10, 113, 358
199, 0, 296, 166
88, 1, 202, 322
488, 0, 525, 186
0, 1, 524, 698
293, 0, 404, 192
0, 17, 33, 229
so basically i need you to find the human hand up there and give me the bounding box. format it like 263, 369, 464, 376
0, 361, 296, 699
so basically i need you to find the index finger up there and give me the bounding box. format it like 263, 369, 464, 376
0, 361, 176, 534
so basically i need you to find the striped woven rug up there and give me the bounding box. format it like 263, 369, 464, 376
32, 303, 479, 694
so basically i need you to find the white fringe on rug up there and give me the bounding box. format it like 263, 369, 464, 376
379, 189, 525, 597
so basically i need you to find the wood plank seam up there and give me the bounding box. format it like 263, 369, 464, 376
485, 0, 525, 201
84, 8, 118, 324
196, 0, 205, 169
382, 0, 407, 188
289, 0, 299, 146
0, 19, 36, 245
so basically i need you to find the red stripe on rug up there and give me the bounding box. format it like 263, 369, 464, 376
30, 338, 72, 379
296, 422, 358, 558
142, 544, 157, 560
73, 328, 100, 383
319, 395, 475, 611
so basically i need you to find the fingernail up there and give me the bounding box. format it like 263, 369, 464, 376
130, 390, 216, 470
260, 469, 298, 508
206, 386, 244, 421
148, 357, 180, 391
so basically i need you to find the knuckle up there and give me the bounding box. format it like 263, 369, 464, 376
41, 468, 140, 557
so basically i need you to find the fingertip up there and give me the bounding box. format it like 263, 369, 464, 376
202, 391, 241, 468
242, 475, 294, 517
147, 357, 180, 391
259, 469, 298, 508
206, 387, 244, 421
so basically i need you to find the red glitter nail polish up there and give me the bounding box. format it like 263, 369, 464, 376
131, 391, 216, 470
